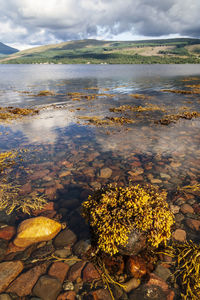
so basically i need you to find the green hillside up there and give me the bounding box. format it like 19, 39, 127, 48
1, 38, 200, 64
0, 42, 18, 55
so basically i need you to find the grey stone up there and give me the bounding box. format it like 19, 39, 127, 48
154, 265, 172, 281
54, 229, 77, 249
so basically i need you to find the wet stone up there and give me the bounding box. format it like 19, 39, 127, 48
180, 204, 194, 214
123, 278, 141, 293
186, 218, 200, 231
90, 289, 113, 300
48, 261, 70, 283
0, 261, 24, 293
33, 275, 62, 300
7, 264, 48, 296
73, 240, 91, 257
0, 226, 16, 241
54, 248, 72, 258
172, 229, 186, 242
67, 261, 87, 282
0, 294, 12, 300
153, 265, 172, 281
99, 167, 112, 178
0, 240, 8, 261
54, 229, 77, 249
82, 262, 101, 282
57, 291, 76, 300
63, 280, 74, 291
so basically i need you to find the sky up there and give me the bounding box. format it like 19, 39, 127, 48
0, 0, 200, 50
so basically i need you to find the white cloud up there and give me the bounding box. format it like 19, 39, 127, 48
0, 0, 200, 49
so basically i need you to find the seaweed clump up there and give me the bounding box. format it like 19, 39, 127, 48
82, 184, 174, 256
0, 150, 17, 172
0, 107, 39, 122
155, 111, 200, 125
172, 241, 200, 300
0, 182, 48, 215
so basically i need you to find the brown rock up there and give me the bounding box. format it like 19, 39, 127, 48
172, 229, 186, 242
13, 217, 62, 248
67, 261, 86, 282
7, 264, 47, 296
19, 182, 32, 195
126, 256, 147, 278
57, 291, 76, 300
91, 289, 113, 300
54, 229, 77, 248
6, 242, 26, 255
33, 275, 62, 300
48, 262, 69, 283
123, 278, 141, 293
30, 169, 49, 180
193, 203, 200, 214
0, 261, 23, 293
180, 204, 194, 214
82, 263, 101, 282
186, 218, 200, 231
45, 186, 57, 200
167, 290, 175, 300
0, 226, 16, 241
147, 273, 169, 293
31, 202, 55, 216
99, 168, 112, 178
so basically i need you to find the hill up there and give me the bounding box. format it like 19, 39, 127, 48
1, 38, 200, 64
0, 42, 18, 55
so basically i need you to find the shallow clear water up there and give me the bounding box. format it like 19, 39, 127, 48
0, 64, 200, 240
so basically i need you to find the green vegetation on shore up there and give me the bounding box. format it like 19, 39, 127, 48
1, 38, 200, 64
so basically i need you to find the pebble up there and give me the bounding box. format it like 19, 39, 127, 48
126, 256, 147, 278
123, 278, 141, 293
186, 218, 200, 231
54, 248, 72, 258
154, 264, 172, 281
13, 217, 62, 248
0, 261, 23, 293
180, 204, 194, 214
48, 262, 69, 283
54, 229, 77, 249
0, 295, 12, 300
73, 240, 91, 257
99, 167, 112, 178
7, 264, 47, 296
57, 291, 76, 300
169, 205, 180, 214
90, 289, 113, 300
172, 229, 186, 242
33, 275, 62, 300
67, 261, 87, 282
62, 280, 74, 291
82, 262, 101, 282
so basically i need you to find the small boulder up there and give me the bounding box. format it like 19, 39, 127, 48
172, 229, 186, 242
13, 216, 62, 248
48, 262, 69, 283
99, 168, 112, 178
0, 261, 23, 293
0, 226, 16, 241
33, 275, 62, 300
7, 264, 47, 296
54, 229, 77, 249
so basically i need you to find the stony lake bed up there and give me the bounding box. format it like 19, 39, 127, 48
0, 64, 200, 300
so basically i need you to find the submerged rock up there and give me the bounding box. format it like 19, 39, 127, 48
0, 261, 23, 293
13, 216, 62, 248
33, 275, 62, 300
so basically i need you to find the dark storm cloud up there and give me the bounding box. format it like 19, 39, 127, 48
0, 0, 200, 49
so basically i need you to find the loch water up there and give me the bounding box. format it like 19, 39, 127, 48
0, 63, 200, 241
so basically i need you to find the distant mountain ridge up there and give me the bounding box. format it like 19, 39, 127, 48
1, 38, 200, 64
0, 42, 19, 55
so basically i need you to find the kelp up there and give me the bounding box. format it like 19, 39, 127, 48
0, 150, 17, 172
0, 106, 39, 123
0, 182, 48, 215
78, 116, 135, 126
109, 104, 163, 113
82, 183, 174, 256
155, 111, 200, 125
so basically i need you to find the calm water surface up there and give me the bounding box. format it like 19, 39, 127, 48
0, 64, 200, 240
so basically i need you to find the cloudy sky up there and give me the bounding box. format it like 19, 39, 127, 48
1, 0, 200, 50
